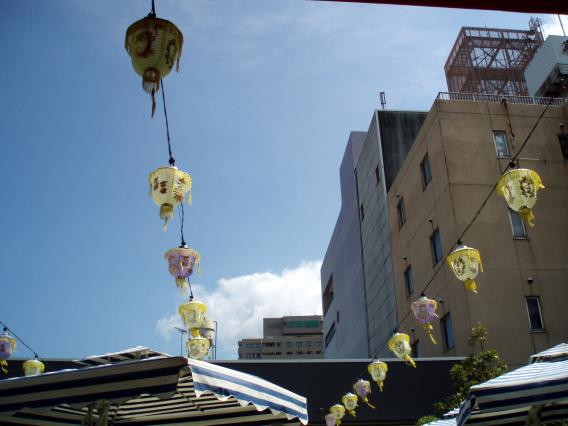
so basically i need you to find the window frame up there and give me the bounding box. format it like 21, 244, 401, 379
525, 296, 545, 331
508, 209, 528, 239
397, 198, 406, 228
493, 131, 511, 158
404, 265, 414, 297
441, 312, 455, 351
420, 154, 432, 189
412, 339, 420, 358
430, 227, 443, 266
375, 164, 381, 185
323, 275, 334, 316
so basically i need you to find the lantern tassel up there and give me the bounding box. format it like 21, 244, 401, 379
404, 355, 417, 368
519, 207, 535, 227
375, 381, 384, 392
465, 279, 478, 293
363, 398, 375, 409
347, 409, 356, 417
423, 323, 437, 345
151, 90, 156, 118
160, 204, 174, 231
175, 278, 189, 295
1, 360, 7, 374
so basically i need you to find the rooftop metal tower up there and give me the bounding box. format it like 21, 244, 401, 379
445, 21, 543, 96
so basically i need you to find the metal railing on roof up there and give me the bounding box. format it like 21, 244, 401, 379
436, 92, 565, 106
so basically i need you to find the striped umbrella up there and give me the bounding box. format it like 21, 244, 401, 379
0, 351, 308, 425
456, 343, 568, 426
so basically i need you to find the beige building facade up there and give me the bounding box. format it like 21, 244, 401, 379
387, 94, 568, 368
238, 315, 324, 360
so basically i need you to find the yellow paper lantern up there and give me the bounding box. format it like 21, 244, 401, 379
0, 330, 16, 374
447, 245, 483, 293
342, 392, 358, 417
388, 333, 416, 368
23, 358, 45, 376
496, 168, 544, 227
367, 360, 388, 391
125, 15, 183, 116
187, 328, 210, 360
149, 166, 191, 230
329, 404, 346, 425
411, 295, 439, 344
179, 299, 207, 330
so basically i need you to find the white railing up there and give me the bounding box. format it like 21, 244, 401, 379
436, 92, 565, 106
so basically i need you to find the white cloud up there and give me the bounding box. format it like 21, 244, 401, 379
541, 15, 568, 38
156, 260, 323, 358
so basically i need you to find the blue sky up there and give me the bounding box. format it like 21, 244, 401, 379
0, 1, 564, 361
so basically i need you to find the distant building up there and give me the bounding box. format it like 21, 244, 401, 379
238, 315, 324, 359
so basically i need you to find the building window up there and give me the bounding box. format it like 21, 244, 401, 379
375, 164, 381, 184
421, 155, 432, 189
404, 265, 414, 297
412, 339, 420, 358
509, 209, 528, 239
323, 275, 334, 315
296, 342, 302, 348
397, 198, 406, 227
336, 310, 340, 323
306, 341, 313, 348
430, 227, 443, 265
286, 342, 292, 348
525, 297, 545, 331
493, 131, 510, 158
325, 322, 336, 347
360, 203, 365, 221
441, 313, 455, 350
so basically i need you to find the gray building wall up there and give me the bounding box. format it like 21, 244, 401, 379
356, 111, 427, 357
322, 111, 426, 358
321, 132, 369, 358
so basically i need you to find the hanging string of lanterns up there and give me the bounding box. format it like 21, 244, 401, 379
125, 0, 209, 361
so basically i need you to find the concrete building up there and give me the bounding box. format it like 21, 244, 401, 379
387, 94, 568, 368
238, 316, 324, 360
321, 110, 426, 358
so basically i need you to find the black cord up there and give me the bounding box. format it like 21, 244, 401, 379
178, 204, 186, 246
160, 79, 175, 166
149, 0, 156, 17
370, 97, 554, 359
0, 321, 56, 372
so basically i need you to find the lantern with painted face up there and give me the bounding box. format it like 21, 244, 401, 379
149, 166, 191, 230
411, 295, 438, 344
125, 14, 183, 116
329, 404, 346, 425
353, 379, 375, 409
496, 168, 544, 227
165, 246, 200, 291
447, 244, 483, 293
0, 329, 16, 374
342, 392, 358, 417
367, 360, 388, 391
388, 333, 416, 368
187, 329, 210, 360
23, 357, 45, 376
178, 299, 207, 330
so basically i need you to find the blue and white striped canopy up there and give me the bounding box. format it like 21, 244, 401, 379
0, 353, 308, 425
457, 343, 568, 426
